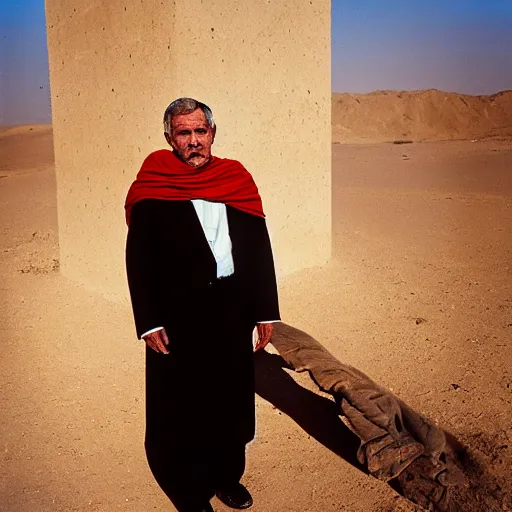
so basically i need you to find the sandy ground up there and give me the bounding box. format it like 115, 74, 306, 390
1, 127, 512, 511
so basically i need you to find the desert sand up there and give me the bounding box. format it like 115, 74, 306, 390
1, 94, 512, 511
333, 89, 512, 143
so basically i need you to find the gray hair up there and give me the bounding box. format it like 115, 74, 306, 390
163, 98, 215, 134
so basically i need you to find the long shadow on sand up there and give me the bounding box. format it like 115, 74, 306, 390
254, 350, 365, 472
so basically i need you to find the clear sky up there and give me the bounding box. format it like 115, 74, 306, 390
1, 1, 512, 125
332, 0, 512, 94
0, 0, 50, 125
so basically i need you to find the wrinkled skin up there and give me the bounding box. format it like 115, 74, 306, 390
164, 108, 216, 168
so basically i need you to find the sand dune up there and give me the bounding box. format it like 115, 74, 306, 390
0, 125, 54, 175
333, 89, 512, 144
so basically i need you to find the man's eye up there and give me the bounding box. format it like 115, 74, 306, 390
178, 131, 190, 135
196, 129, 207, 134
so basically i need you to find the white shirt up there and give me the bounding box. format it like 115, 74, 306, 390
191, 199, 234, 278
140, 200, 276, 339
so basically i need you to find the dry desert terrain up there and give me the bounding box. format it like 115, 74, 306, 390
1, 104, 512, 511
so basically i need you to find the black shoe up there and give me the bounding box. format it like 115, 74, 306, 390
215, 483, 253, 509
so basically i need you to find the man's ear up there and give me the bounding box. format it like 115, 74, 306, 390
211, 126, 217, 144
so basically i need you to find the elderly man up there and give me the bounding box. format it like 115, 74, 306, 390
125, 98, 280, 512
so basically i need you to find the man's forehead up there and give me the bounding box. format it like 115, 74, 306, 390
171, 109, 209, 129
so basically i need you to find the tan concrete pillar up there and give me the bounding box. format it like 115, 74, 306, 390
45, 0, 331, 299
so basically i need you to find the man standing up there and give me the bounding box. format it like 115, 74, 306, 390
125, 98, 280, 512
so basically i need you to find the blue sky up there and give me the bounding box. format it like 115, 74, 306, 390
332, 0, 512, 93
0, 0, 50, 125
1, 1, 512, 125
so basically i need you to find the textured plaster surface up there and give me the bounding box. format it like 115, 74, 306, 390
45, 0, 331, 298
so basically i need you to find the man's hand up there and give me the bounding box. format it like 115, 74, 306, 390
254, 323, 274, 352
143, 328, 170, 354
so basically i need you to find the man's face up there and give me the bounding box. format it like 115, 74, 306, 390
166, 108, 216, 168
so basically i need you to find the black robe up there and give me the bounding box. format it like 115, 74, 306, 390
125, 199, 280, 510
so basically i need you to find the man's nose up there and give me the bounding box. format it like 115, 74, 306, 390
189, 132, 199, 146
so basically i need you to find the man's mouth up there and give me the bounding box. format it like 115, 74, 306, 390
188, 152, 204, 159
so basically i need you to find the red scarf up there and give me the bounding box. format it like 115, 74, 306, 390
125, 150, 264, 225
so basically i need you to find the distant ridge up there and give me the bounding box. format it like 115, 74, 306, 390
332, 89, 512, 143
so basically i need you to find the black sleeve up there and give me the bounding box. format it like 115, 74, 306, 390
125, 201, 165, 338
229, 207, 280, 323
251, 216, 281, 322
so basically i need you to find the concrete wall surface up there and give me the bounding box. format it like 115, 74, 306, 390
45, 0, 331, 300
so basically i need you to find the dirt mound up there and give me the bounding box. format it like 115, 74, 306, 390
332, 89, 512, 144
0, 124, 54, 174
